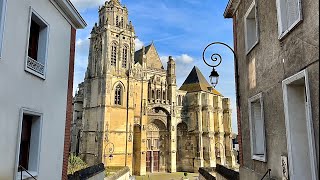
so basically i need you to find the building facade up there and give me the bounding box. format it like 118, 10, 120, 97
224, 0, 319, 179
71, 0, 236, 176
0, 0, 86, 179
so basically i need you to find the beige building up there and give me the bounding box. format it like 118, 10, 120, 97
71, 0, 236, 175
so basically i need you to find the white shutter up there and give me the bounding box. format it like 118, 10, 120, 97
287, 0, 301, 28
253, 102, 264, 155
276, 0, 288, 35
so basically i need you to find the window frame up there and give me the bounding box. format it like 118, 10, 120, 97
122, 45, 128, 68
0, 0, 7, 59
276, 0, 303, 40
14, 108, 43, 180
25, 7, 50, 79
111, 42, 117, 67
114, 84, 123, 106
244, 0, 259, 55
248, 92, 267, 162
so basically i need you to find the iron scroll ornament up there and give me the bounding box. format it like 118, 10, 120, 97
202, 42, 237, 87
202, 42, 237, 68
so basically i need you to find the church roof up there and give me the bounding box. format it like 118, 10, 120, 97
134, 43, 164, 69
179, 66, 221, 95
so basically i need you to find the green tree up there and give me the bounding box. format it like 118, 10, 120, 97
67, 153, 88, 175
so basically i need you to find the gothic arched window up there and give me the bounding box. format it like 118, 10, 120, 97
115, 84, 122, 105
111, 42, 117, 66
122, 45, 128, 68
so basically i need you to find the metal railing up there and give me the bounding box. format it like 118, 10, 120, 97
18, 165, 37, 180
261, 169, 271, 180
26, 56, 45, 75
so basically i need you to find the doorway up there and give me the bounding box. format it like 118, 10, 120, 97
146, 123, 160, 173
282, 70, 318, 180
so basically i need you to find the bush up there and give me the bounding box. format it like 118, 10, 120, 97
68, 153, 88, 175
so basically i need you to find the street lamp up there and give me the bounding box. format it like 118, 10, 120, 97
202, 42, 237, 87
104, 142, 115, 165
209, 67, 219, 88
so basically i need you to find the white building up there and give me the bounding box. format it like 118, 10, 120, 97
0, 0, 86, 179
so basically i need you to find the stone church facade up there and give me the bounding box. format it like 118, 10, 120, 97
71, 0, 236, 175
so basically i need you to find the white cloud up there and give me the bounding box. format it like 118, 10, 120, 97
175, 54, 194, 64
134, 38, 144, 51
71, 0, 105, 11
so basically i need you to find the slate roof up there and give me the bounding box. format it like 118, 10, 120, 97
179, 66, 222, 95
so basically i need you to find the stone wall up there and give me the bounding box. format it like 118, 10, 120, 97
226, 0, 319, 179
105, 167, 130, 180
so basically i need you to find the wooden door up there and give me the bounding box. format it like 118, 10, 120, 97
146, 151, 151, 172
153, 151, 159, 172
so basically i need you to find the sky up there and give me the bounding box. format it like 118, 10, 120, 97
71, 0, 238, 133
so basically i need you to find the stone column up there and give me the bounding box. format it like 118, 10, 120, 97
194, 103, 204, 171
223, 98, 233, 167
170, 116, 177, 172
208, 102, 216, 167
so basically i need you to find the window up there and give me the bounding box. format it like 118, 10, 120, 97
122, 45, 128, 68
114, 84, 122, 105
16, 109, 42, 179
25, 9, 49, 79
116, 16, 119, 26
111, 42, 117, 66
0, 0, 7, 58
154, 139, 159, 149
282, 70, 318, 180
244, 1, 259, 54
248, 93, 266, 162
276, 0, 302, 39
147, 139, 151, 150
121, 17, 124, 28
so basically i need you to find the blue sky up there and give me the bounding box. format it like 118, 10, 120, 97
71, 0, 238, 133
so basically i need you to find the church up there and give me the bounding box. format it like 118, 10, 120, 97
71, 0, 236, 175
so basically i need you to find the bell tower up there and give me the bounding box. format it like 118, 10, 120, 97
86, 0, 136, 77
81, 0, 136, 168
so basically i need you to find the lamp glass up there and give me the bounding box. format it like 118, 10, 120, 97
209, 68, 219, 87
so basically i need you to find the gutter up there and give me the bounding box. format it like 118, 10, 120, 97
53, 0, 87, 29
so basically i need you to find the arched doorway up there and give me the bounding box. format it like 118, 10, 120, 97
146, 120, 167, 173
146, 106, 170, 173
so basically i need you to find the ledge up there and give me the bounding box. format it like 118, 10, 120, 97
68, 163, 105, 180
198, 167, 216, 180
216, 164, 239, 180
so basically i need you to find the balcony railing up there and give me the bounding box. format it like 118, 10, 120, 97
18, 165, 37, 180
27, 57, 45, 75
